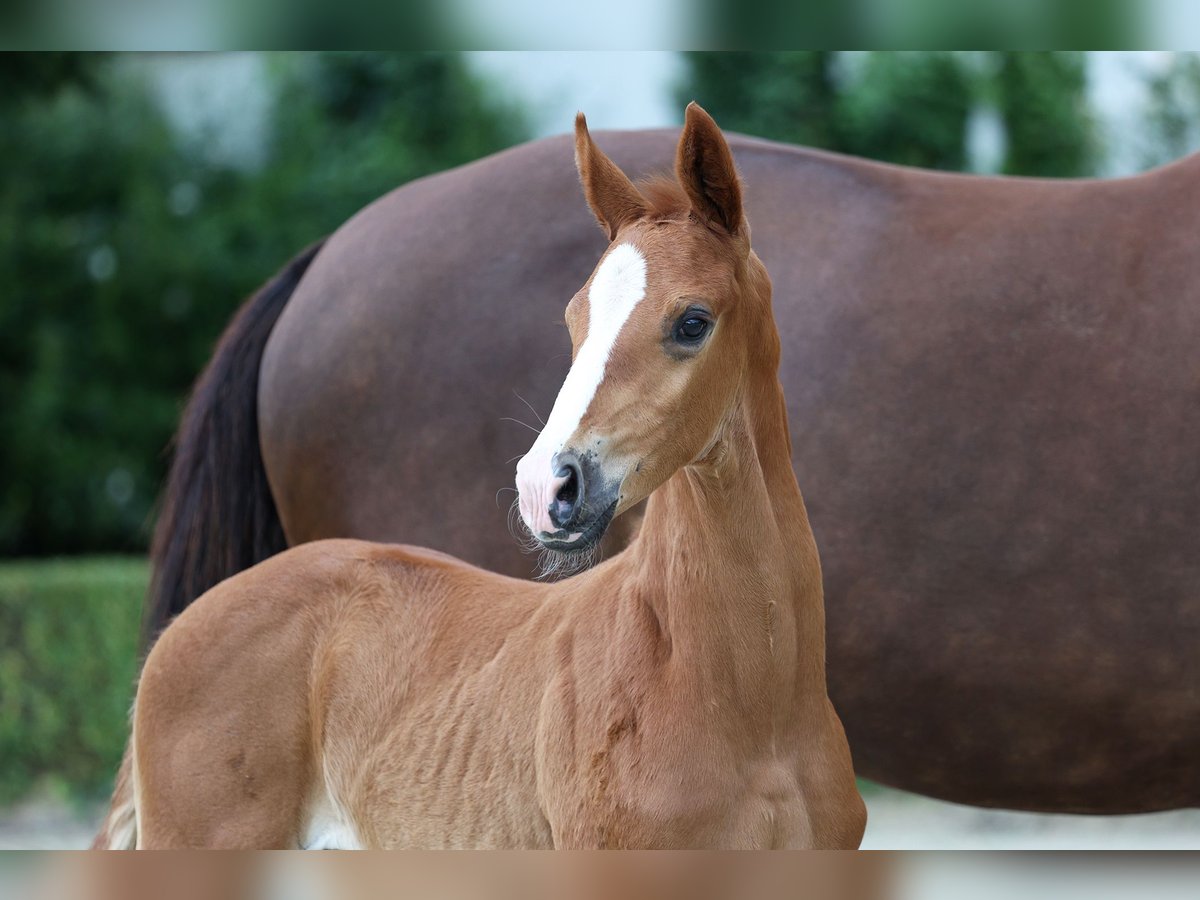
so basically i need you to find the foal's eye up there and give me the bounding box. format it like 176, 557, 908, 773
674, 315, 710, 344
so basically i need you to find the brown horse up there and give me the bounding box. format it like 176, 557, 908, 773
99, 106, 865, 849
145, 116, 1200, 816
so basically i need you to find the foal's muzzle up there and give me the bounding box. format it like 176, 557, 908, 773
516, 448, 618, 553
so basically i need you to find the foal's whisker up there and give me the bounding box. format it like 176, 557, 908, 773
494, 485, 518, 509
512, 389, 547, 428
506, 497, 540, 554
504, 495, 595, 580
500, 417, 542, 435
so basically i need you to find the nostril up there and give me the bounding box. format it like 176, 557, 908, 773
549, 458, 584, 530
555, 464, 579, 507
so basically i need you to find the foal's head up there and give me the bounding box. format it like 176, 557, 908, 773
516, 103, 776, 567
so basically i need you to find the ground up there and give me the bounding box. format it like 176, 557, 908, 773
3, 786, 1198, 850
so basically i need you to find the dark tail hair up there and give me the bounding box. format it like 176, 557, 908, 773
142, 240, 326, 649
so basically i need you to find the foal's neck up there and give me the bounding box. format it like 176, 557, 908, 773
628, 350, 827, 716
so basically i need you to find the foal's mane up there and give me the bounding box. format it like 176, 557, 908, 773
637, 174, 691, 222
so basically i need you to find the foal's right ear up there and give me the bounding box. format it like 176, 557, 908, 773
675, 102, 743, 235
575, 113, 647, 241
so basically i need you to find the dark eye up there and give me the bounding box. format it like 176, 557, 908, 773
675, 315, 710, 344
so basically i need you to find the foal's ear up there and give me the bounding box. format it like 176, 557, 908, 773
575, 112, 647, 241
675, 102, 744, 235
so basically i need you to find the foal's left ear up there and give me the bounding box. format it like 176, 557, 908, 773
675, 102, 744, 235
575, 112, 647, 241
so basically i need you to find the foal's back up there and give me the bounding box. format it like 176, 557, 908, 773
134, 540, 555, 848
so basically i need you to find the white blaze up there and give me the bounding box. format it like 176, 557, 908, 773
516, 243, 647, 537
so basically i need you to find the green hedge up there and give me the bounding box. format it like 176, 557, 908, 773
0, 557, 144, 804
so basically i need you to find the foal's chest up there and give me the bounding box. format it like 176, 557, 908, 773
540, 702, 812, 848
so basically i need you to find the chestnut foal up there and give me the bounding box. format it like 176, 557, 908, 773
97, 104, 864, 849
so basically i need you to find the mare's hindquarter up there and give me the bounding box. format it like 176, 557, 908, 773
132, 540, 860, 848
261, 132, 1200, 812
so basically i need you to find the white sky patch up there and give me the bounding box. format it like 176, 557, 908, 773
1148, 2, 1200, 49
467, 52, 685, 138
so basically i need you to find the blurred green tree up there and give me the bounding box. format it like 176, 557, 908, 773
680, 51, 973, 171
679, 52, 843, 150
993, 51, 1096, 176
0, 52, 527, 556
0, 53, 97, 100
839, 52, 973, 171
1140, 53, 1200, 169
678, 51, 1096, 176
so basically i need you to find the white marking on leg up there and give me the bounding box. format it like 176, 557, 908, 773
301, 786, 363, 850
516, 243, 647, 537
106, 795, 137, 850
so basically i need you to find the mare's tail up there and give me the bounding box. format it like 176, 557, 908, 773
141, 240, 325, 648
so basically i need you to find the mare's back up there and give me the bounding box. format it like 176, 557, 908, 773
260, 131, 1200, 810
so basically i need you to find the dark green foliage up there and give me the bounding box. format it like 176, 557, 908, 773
0, 53, 527, 556
0, 558, 145, 804
0, 79, 185, 555
853, 0, 1138, 49
225, 0, 450, 50
679, 51, 1096, 176
0, 53, 98, 101
994, 52, 1096, 177
680, 52, 974, 172
839, 52, 974, 171
679, 52, 842, 150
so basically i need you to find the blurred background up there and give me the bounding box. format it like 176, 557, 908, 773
3, 51, 1200, 849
